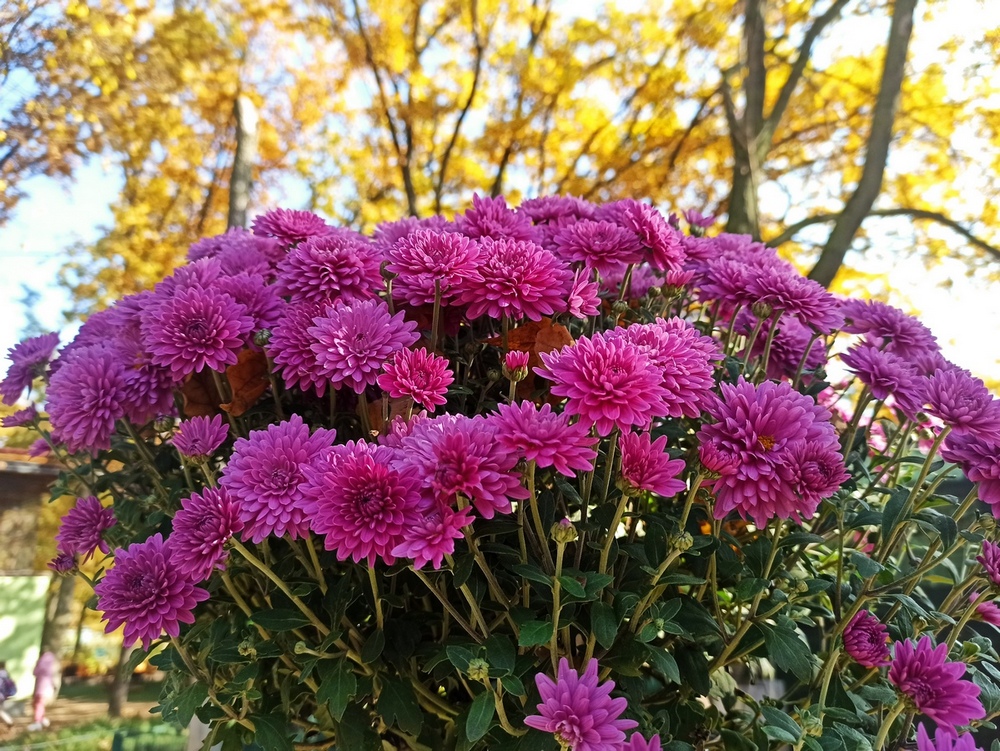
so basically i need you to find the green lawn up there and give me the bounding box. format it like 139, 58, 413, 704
58, 678, 164, 704
0, 718, 185, 751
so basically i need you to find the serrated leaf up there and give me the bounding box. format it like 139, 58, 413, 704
172, 682, 209, 727
250, 714, 294, 751
761, 623, 814, 682
338, 703, 381, 751
466, 691, 496, 742
850, 551, 883, 579
518, 620, 553, 648
378, 677, 423, 736
316, 659, 357, 722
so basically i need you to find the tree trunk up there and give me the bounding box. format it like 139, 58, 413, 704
227, 94, 259, 230
108, 641, 134, 718
725, 159, 762, 239
807, 0, 918, 287
40, 574, 76, 657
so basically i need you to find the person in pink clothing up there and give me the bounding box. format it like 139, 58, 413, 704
27, 652, 59, 731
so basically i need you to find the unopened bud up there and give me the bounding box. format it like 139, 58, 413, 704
616, 476, 642, 498
750, 301, 773, 320
980, 515, 997, 534
254, 329, 272, 347
961, 640, 981, 660
154, 416, 174, 433
611, 300, 630, 316
550, 518, 578, 545
293, 641, 309, 655
486, 368, 502, 382
646, 286, 662, 298
800, 708, 823, 737
467, 658, 490, 682
668, 531, 694, 553
503, 351, 530, 382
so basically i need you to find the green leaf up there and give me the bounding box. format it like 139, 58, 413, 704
173, 682, 209, 728
360, 630, 385, 663
760, 706, 801, 744
733, 577, 769, 602
453, 553, 476, 587
316, 659, 357, 722
761, 622, 815, 683
512, 563, 554, 587
485, 635, 516, 674
590, 601, 618, 650
447, 645, 477, 672
250, 608, 312, 631
850, 551, 883, 580
250, 714, 294, 751
558, 575, 587, 598
778, 532, 825, 549
518, 620, 554, 648
500, 674, 526, 696
338, 703, 381, 751
647, 647, 681, 684
466, 691, 496, 742
378, 677, 424, 736
881, 488, 910, 544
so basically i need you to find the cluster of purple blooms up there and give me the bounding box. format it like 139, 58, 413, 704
4, 193, 1000, 750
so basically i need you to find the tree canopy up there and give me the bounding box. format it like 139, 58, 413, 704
3, 0, 999, 309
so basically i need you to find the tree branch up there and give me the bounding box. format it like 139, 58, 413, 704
743, 0, 767, 138
768, 207, 1000, 261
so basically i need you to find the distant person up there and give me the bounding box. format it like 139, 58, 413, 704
0, 660, 15, 728
27, 652, 59, 731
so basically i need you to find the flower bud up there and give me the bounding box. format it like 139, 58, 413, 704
254, 328, 273, 347
550, 518, 578, 545
750, 301, 773, 320
961, 640, 981, 660
611, 300, 630, 316
616, 476, 642, 498
980, 514, 997, 534
503, 351, 530, 382
668, 531, 694, 553
239, 639, 258, 659
486, 368, 502, 382
153, 416, 174, 433
467, 658, 490, 682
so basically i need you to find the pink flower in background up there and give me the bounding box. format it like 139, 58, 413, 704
1, 332, 60, 404
493, 401, 598, 476
744, 265, 844, 333
55, 496, 116, 561
309, 299, 419, 394
925, 367, 1000, 440
460, 237, 572, 322
524, 658, 637, 751
28, 438, 51, 458
969, 593, 1000, 627
221, 415, 336, 542
682, 209, 715, 229
977, 540, 1000, 586
889, 636, 984, 730
275, 233, 382, 305
48, 552, 76, 573
171, 415, 229, 461
599, 262, 658, 298
553, 220, 643, 275
916, 724, 982, 751
391, 504, 474, 569
95, 534, 209, 650
841, 298, 941, 363
251, 208, 331, 247
455, 193, 539, 243
170, 487, 243, 581
47, 345, 128, 453
217, 273, 285, 331
386, 230, 481, 305
566, 274, 602, 318
377, 348, 454, 410
619, 432, 686, 498
842, 610, 890, 668
598, 199, 685, 272
519, 195, 596, 224
2, 405, 38, 428
269, 300, 331, 396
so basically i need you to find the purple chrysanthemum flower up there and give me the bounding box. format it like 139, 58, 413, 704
308, 299, 419, 394
275, 233, 382, 305
683, 209, 715, 229
187, 227, 282, 267
977, 540, 1000, 587
552, 220, 644, 275
394, 414, 529, 519
524, 658, 637, 751
55, 496, 117, 561
624, 733, 662, 751
537, 332, 667, 437
48, 552, 77, 574
153, 258, 225, 299
2, 405, 38, 428
169, 487, 243, 581
518, 195, 596, 225
566, 274, 602, 319
142, 287, 254, 380
842, 610, 890, 668
969, 592, 1000, 627
841, 343, 927, 418
1, 332, 60, 404
460, 237, 572, 322
113, 329, 177, 424
455, 193, 539, 243
597, 199, 685, 272
916, 723, 983, 751
841, 299, 941, 363
697, 379, 843, 524
251, 208, 331, 247
217, 273, 285, 331
302, 441, 422, 566
47, 345, 128, 453
94, 534, 209, 650
780, 440, 849, 509
269, 300, 330, 396
606, 318, 721, 419
387, 230, 481, 306
941, 433, 1000, 514
619, 432, 686, 498
171, 415, 229, 461
889, 636, 984, 730
28, 438, 50, 458
220, 415, 337, 543
391, 504, 475, 570
377, 347, 454, 411
925, 367, 1000, 440
372, 216, 421, 254
600, 262, 659, 299
743, 265, 844, 333
493, 402, 598, 476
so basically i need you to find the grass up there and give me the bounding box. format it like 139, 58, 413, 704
0, 717, 184, 751
58, 679, 164, 705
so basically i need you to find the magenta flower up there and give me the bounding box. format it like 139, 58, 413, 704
251, 208, 331, 247
188, 227, 282, 268
889, 636, 984, 730
597, 199, 685, 272
47, 345, 128, 453
969, 593, 1000, 627
682, 209, 715, 229
607, 318, 721, 419
519, 196, 596, 224
697, 379, 843, 524
505, 350, 530, 373
1, 332, 59, 404
841, 299, 941, 363
308, 299, 419, 394
275, 233, 382, 305
154, 258, 224, 297
171, 415, 229, 461
841, 342, 927, 418
386, 230, 481, 306
925, 367, 1000, 440
269, 300, 330, 396
391, 505, 475, 570
552, 220, 643, 275
170, 487, 243, 581
619, 432, 686, 498
524, 658, 637, 751
916, 724, 982, 751
55, 496, 116, 561
395, 414, 528, 519
302, 441, 422, 565
625, 734, 662, 751
142, 287, 254, 379
455, 193, 539, 243
537, 333, 667, 436
493, 401, 598, 476
600, 262, 658, 299
48, 552, 77, 573
220, 415, 336, 543
743, 265, 844, 333
217, 273, 285, 331
779, 440, 849, 509
377, 347, 454, 410
460, 237, 572, 322
28, 438, 51, 458
941, 433, 1000, 514
842, 610, 890, 668
977, 540, 1000, 587
566, 274, 602, 318
2, 405, 38, 428
94, 534, 209, 650
113, 330, 177, 424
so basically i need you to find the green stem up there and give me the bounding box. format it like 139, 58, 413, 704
872, 702, 906, 750
412, 569, 483, 643
526, 462, 555, 572
754, 310, 783, 382
368, 566, 384, 630
947, 590, 991, 649
306, 536, 327, 595
358, 391, 373, 437
550, 543, 565, 670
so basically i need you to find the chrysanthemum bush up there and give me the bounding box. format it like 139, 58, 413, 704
7, 196, 1000, 750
